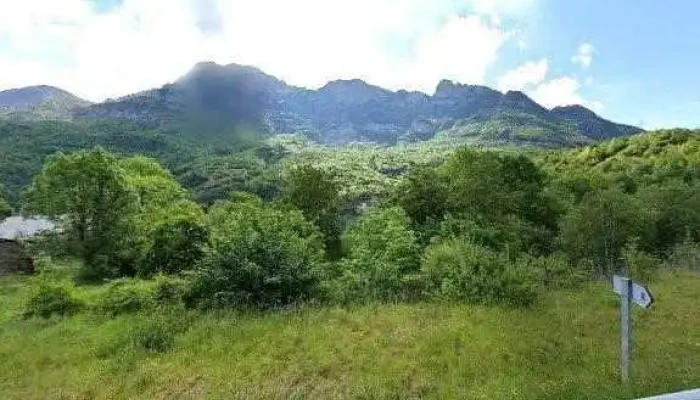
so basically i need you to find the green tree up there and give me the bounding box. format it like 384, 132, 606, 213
559, 188, 652, 276
394, 165, 447, 231
330, 207, 420, 302
26, 148, 136, 279
190, 200, 325, 308
283, 164, 342, 257
140, 219, 208, 277
438, 149, 560, 254
637, 182, 700, 253
119, 156, 205, 276
441, 149, 558, 229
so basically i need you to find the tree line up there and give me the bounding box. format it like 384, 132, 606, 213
16, 129, 700, 311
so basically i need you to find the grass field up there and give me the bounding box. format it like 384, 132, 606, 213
1, 269, 700, 399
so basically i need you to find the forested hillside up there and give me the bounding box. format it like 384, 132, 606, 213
0, 118, 277, 205
2, 128, 700, 398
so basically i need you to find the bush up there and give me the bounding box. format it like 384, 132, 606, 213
23, 283, 84, 319
139, 219, 208, 277
328, 207, 420, 302
151, 274, 189, 305
664, 238, 700, 271
624, 241, 660, 283
129, 319, 176, 353
189, 200, 325, 309
421, 238, 539, 307
97, 281, 151, 316
437, 213, 555, 256
517, 253, 589, 289
559, 188, 652, 276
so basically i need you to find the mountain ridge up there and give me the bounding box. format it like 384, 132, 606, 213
0, 85, 92, 119
1, 62, 643, 146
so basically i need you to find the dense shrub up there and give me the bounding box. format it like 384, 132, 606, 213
664, 238, 700, 271
97, 281, 151, 316
517, 253, 589, 289
189, 200, 325, 308
421, 238, 539, 307
395, 165, 447, 229
559, 188, 652, 276
282, 164, 343, 257
151, 274, 190, 304
23, 283, 84, 319
139, 219, 208, 277
328, 207, 420, 302
437, 213, 555, 256
440, 149, 560, 231
623, 241, 660, 284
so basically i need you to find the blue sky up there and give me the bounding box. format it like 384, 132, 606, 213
0, 0, 698, 129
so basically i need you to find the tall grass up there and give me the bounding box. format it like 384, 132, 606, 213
1, 271, 699, 399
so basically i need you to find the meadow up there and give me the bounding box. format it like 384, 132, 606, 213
1, 264, 699, 400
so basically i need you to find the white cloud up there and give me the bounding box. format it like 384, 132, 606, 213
496, 58, 548, 92
571, 42, 594, 69
0, 0, 518, 100
397, 15, 509, 93
529, 76, 603, 111
470, 0, 536, 17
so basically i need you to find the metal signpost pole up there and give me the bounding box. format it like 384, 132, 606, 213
620, 277, 632, 383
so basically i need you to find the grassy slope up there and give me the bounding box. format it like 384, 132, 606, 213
1, 270, 700, 399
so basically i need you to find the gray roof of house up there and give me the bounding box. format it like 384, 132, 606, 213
0, 217, 55, 240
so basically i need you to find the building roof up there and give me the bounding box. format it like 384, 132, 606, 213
0, 216, 55, 240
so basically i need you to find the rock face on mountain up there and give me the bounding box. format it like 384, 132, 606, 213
0, 85, 91, 119
13, 62, 642, 146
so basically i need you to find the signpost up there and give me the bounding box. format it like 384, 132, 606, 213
612, 275, 654, 383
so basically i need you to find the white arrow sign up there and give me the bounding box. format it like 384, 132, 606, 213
631, 283, 653, 308
613, 275, 654, 308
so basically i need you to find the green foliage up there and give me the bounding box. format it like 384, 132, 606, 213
189, 200, 325, 308
129, 320, 175, 353
124, 312, 192, 353
0, 189, 10, 218
25, 149, 204, 280
23, 282, 84, 319
664, 237, 700, 271
96, 281, 151, 316
283, 164, 342, 256
432, 148, 561, 255
394, 165, 447, 232
623, 241, 660, 284
421, 238, 539, 307
329, 207, 420, 302
437, 213, 556, 256
140, 220, 208, 277
559, 188, 652, 276
151, 274, 190, 305
636, 182, 700, 253
517, 252, 589, 289
26, 148, 136, 280
442, 149, 558, 228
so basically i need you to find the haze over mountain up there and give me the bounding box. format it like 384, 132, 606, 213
2, 62, 642, 147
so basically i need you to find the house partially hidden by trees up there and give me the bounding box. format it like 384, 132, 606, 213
0, 239, 33, 273
0, 216, 54, 274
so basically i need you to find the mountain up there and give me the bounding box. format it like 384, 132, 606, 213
76, 62, 289, 137
0, 85, 91, 119
9, 62, 642, 147
550, 105, 641, 140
